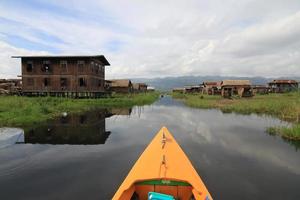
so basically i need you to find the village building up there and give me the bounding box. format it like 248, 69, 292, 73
221, 80, 253, 98
268, 80, 299, 93
133, 83, 148, 93
104, 80, 112, 91
252, 85, 269, 95
0, 79, 22, 95
172, 87, 185, 93
147, 86, 155, 92
108, 79, 133, 93
13, 55, 110, 97
202, 82, 221, 95
183, 85, 203, 93
139, 83, 148, 92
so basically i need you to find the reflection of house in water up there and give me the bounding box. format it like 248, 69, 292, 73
25, 109, 111, 145
109, 108, 132, 116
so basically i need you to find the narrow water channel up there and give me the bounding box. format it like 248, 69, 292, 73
0, 96, 299, 199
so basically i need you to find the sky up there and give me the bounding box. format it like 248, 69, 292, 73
0, 0, 300, 79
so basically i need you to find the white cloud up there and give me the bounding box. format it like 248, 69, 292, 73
0, 0, 300, 78
0, 41, 48, 78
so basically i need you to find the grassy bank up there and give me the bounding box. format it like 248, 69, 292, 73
172, 92, 300, 140
0, 92, 159, 127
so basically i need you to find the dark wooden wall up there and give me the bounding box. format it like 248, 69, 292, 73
22, 57, 106, 95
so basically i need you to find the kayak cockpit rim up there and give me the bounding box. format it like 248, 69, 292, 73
135, 179, 192, 187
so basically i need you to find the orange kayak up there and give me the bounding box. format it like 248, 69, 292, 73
112, 126, 213, 200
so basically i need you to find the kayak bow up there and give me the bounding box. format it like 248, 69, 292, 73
112, 126, 213, 200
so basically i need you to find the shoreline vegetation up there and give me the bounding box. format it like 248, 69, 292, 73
172, 92, 300, 140
0, 92, 159, 127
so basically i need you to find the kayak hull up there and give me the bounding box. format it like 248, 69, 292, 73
112, 127, 213, 200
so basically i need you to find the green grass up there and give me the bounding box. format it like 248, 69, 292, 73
172, 92, 300, 140
0, 92, 159, 127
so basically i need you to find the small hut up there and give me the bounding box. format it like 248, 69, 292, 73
133, 83, 148, 93
172, 88, 185, 93
203, 82, 221, 95
221, 80, 252, 98
184, 85, 203, 93
132, 83, 140, 93
268, 80, 299, 93
252, 85, 269, 95
109, 79, 133, 93
104, 80, 112, 91
139, 83, 148, 92
0, 79, 22, 95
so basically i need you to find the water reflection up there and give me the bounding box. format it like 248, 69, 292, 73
24, 108, 132, 145
1, 96, 300, 200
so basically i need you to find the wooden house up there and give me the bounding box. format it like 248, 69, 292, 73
221, 80, 252, 98
172, 88, 185, 93
0, 79, 22, 95
268, 80, 299, 93
12, 55, 110, 97
203, 82, 221, 95
104, 80, 112, 91
139, 83, 148, 92
133, 83, 148, 93
109, 79, 133, 93
184, 85, 203, 93
252, 85, 269, 95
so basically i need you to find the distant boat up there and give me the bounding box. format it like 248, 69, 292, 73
112, 126, 213, 200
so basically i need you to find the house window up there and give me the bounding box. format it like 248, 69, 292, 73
60, 78, 68, 88
43, 78, 50, 87
95, 63, 99, 74
42, 60, 51, 72
91, 61, 94, 72
79, 78, 86, 87
78, 60, 85, 72
26, 61, 33, 72
98, 79, 102, 87
27, 78, 34, 86
60, 60, 67, 72
60, 78, 68, 90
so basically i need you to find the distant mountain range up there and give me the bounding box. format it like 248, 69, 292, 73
131, 76, 300, 91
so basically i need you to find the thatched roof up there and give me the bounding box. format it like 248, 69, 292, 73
110, 79, 132, 87
221, 80, 251, 87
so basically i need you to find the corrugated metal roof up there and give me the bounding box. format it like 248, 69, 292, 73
12, 55, 110, 66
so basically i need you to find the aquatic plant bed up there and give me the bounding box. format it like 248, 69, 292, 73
0, 92, 159, 127
172, 92, 300, 140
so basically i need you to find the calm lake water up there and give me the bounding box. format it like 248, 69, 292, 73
0, 96, 300, 200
